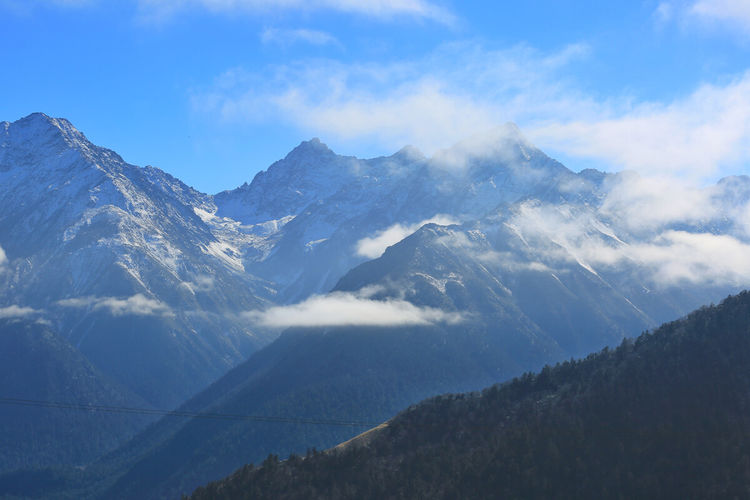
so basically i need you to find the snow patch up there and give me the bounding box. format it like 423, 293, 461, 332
57, 294, 173, 317
413, 272, 463, 294
203, 241, 245, 271
193, 206, 217, 223
305, 238, 328, 252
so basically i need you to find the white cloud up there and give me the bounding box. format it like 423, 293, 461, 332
180, 274, 215, 294
138, 0, 454, 24
598, 173, 721, 233
57, 294, 174, 317
529, 72, 750, 181
0, 246, 7, 268
440, 229, 555, 273
191, 42, 593, 156
597, 231, 750, 286
243, 289, 462, 328
195, 40, 750, 183
355, 215, 458, 259
654, 1, 750, 36
0, 305, 43, 319
474, 249, 553, 274
655, 2, 675, 22
505, 198, 750, 288
261, 28, 339, 47
690, 0, 750, 33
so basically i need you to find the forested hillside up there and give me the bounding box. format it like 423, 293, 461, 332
0, 319, 151, 490
192, 291, 750, 499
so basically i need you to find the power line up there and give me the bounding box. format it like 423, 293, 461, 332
0, 397, 379, 428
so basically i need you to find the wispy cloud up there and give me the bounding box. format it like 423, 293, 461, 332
654, 2, 675, 23
261, 27, 339, 47
654, 0, 750, 37
192, 42, 592, 156
243, 288, 462, 328
356, 215, 458, 259
138, 0, 454, 24
0, 0, 92, 9
51, 0, 92, 5
0, 246, 7, 269
690, 0, 750, 33
57, 294, 174, 317
0, 305, 44, 319
598, 173, 721, 233
529, 72, 750, 181
180, 274, 215, 294
506, 196, 750, 288
602, 231, 750, 286
194, 40, 750, 183
432, 228, 554, 274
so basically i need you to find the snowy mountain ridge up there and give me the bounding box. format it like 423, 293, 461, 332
0, 113, 278, 408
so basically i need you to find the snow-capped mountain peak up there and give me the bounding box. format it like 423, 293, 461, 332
284, 137, 334, 159
3, 112, 92, 156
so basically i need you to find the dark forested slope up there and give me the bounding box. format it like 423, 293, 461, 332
192, 291, 750, 500
94, 317, 554, 500
0, 319, 151, 474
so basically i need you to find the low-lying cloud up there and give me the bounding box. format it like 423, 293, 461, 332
507, 199, 750, 288
243, 289, 463, 328
594, 230, 750, 286
431, 228, 553, 274
180, 274, 216, 294
57, 294, 174, 317
356, 215, 458, 259
0, 305, 43, 319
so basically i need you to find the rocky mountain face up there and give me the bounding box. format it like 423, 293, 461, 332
216, 124, 604, 303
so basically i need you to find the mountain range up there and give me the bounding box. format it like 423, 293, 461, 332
0, 113, 748, 497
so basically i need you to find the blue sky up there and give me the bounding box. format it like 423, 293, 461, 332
2, 0, 750, 193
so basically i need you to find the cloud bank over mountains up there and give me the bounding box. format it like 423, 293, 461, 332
0, 305, 43, 320
57, 294, 174, 317
243, 288, 463, 328
505, 193, 750, 289
356, 215, 458, 259
192, 41, 750, 186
